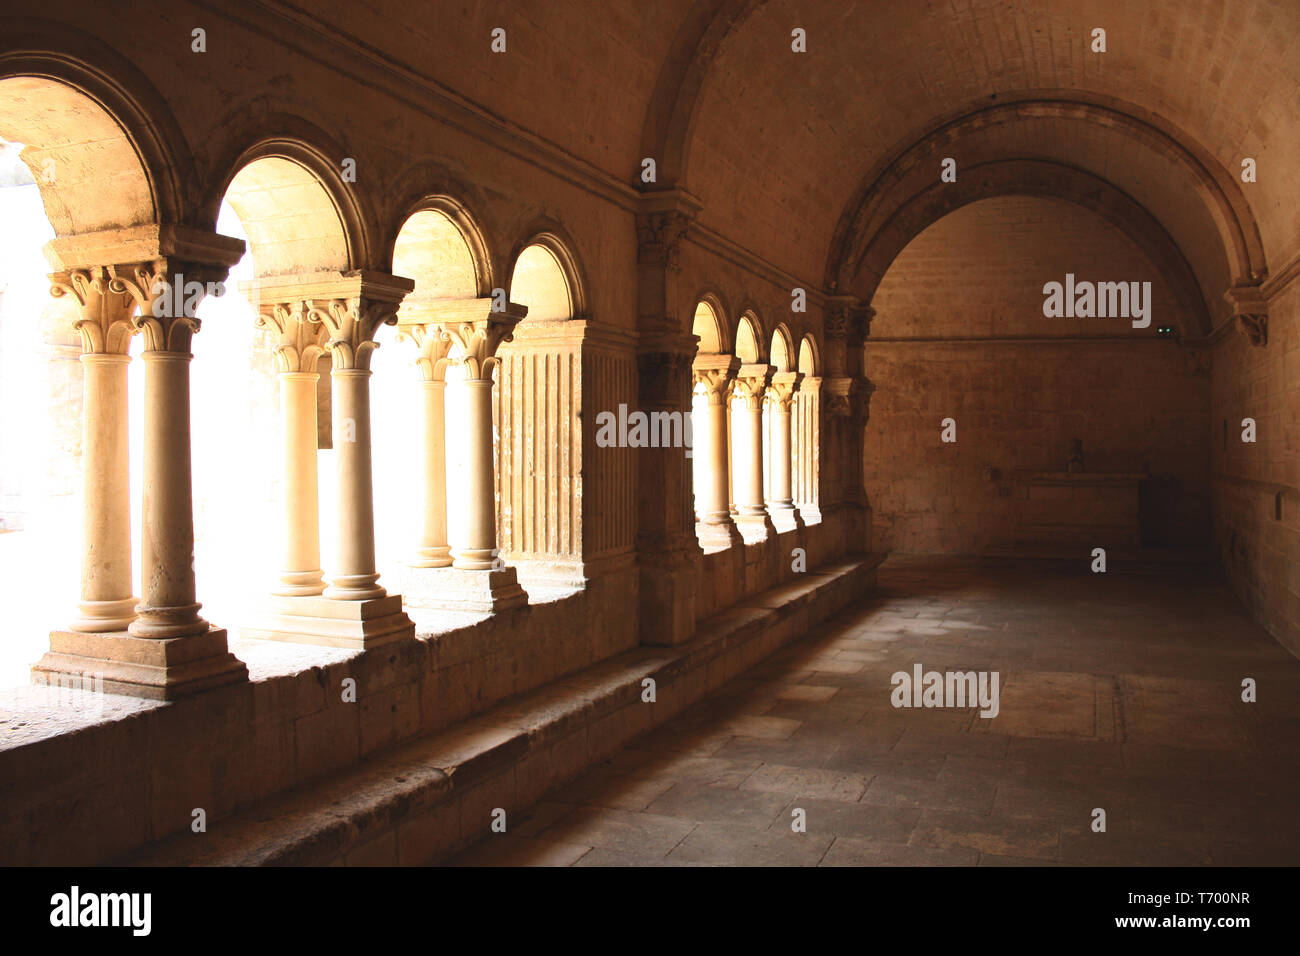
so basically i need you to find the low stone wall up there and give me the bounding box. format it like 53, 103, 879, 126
123, 555, 878, 865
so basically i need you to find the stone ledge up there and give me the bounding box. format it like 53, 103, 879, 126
124, 554, 883, 866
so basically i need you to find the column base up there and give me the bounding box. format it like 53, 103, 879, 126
242, 594, 414, 650
696, 516, 743, 549
770, 504, 804, 534
735, 510, 777, 543
34, 627, 248, 701
400, 565, 528, 614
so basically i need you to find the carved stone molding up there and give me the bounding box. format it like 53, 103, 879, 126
48, 266, 137, 355
825, 296, 874, 345
255, 300, 329, 373
768, 370, 804, 410
1235, 313, 1267, 347
398, 324, 455, 382
1225, 284, 1268, 348
692, 352, 740, 405
635, 189, 702, 270
734, 363, 774, 411
827, 375, 874, 422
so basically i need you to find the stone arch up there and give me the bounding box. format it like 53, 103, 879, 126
205, 119, 371, 273
507, 228, 588, 321
692, 295, 728, 353
390, 194, 493, 298
636, 0, 765, 190
0, 67, 177, 236
825, 97, 1267, 329
846, 159, 1214, 335
797, 334, 818, 376
770, 324, 794, 372
392, 205, 482, 304
734, 311, 763, 362
508, 242, 573, 323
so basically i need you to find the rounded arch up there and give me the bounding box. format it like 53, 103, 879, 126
770, 323, 794, 372
0, 28, 193, 234
797, 334, 819, 376
825, 97, 1266, 328
734, 311, 763, 362
507, 228, 588, 320
204, 117, 372, 272
509, 243, 572, 323
847, 160, 1214, 335
390, 193, 492, 297
392, 205, 481, 304
692, 295, 728, 353
637, 0, 764, 190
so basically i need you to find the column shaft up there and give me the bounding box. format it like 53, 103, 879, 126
326, 368, 385, 599
129, 351, 206, 638
452, 378, 498, 569
739, 402, 766, 514
705, 398, 731, 522
412, 379, 452, 567
771, 403, 794, 508
72, 353, 136, 631
276, 371, 325, 595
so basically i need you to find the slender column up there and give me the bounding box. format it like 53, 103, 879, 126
768, 371, 803, 512
239, 271, 417, 650
441, 313, 522, 570
327, 364, 383, 598
130, 320, 205, 637
50, 268, 138, 632
36, 234, 248, 699
257, 302, 328, 596
692, 354, 740, 544
455, 378, 497, 569
734, 365, 774, 516
405, 324, 453, 568
309, 294, 402, 601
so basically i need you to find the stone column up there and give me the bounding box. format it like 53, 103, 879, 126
126, 262, 230, 642
310, 292, 402, 601
768, 370, 804, 531
633, 194, 705, 646
733, 363, 775, 537
693, 353, 742, 548
36, 235, 250, 699
405, 324, 453, 568
257, 302, 328, 596
399, 300, 527, 613
241, 270, 416, 650
48, 268, 139, 633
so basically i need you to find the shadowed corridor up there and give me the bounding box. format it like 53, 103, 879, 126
450, 557, 1300, 866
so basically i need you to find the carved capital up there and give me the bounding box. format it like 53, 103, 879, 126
635, 190, 701, 272
308, 296, 401, 371
636, 210, 692, 269
109, 259, 230, 354
734, 363, 774, 411
827, 376, 875, 422
1235, 313, 1267, 347
1225, 284, 1268, 348
825, 297, 873, 345
767, 370, 804, 410
398, 323, 455, 382
692, 353, 739, 405
255, 301, 329, 373
49, 266, 137, 355
441, 312, 523, 381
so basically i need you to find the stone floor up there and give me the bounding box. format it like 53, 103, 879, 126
445, 556, 1300, 866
